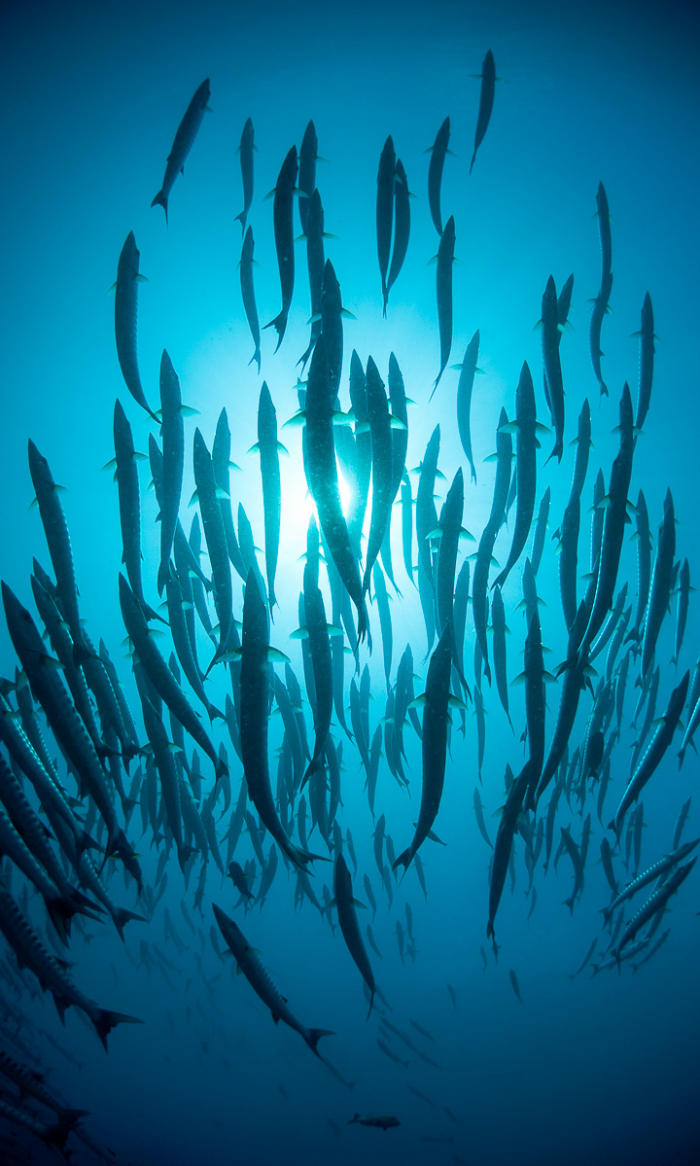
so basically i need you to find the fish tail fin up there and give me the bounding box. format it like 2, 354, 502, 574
72, 888, 107, 917
157, 559, 172, 598
492, 568, 506, 591
112, 907, 147, 942
365, 988, 375, 1021
177, 844, 198, 875
486, 920, 494, 940
297, 341, 314, 370
298, 847, 330, 866
545, 439, 564, 466
151, 190, 169, 225
356, 602, 371, 650
140, 599, 166, 624
78, 828, 103, 857
248, 348, 261, 373
306, 1028, 335, 1056
469, 151, 476, 174
235, 209, 246, 230
301, 756, 320, 787
43, 1108, 85, 1150
392, 848, 412, 873
112, 828, 143, 891
263, 310, 288, 352
46, 896, 75, 946
563, 896, 575, 916
91, 1008, 143, 1052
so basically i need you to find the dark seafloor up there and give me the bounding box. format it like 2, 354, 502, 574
0, 1, 699, 1164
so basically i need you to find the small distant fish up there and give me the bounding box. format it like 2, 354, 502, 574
377, 1038, 408, 1068
409, 1018, 435, 1043
348, 1112, 400, 1131
509, 968, 522, 1004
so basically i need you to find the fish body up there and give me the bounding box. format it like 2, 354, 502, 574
456, 330, 480, 483
487, 765, 529, 938
602, 837, 699, 925
641, 490, 676, 678
114, 232, 157, 420
240, 571, 314, 870
394, 621, 453, 871
432, 216, 455, 394
235, 116, 254, 233
213, 905, 332, 1056
298, 120, 318, 235
240, 226, 261, 372
0, 876, 140, 1049
472, 408, 512, 683
578, 384, 635, 659
118, 573, 222, 779
152, 78, 211, 222
265, 146, 298, 350
303, 338, 367, 642
333, 854, 375, 1015
635, 292, 655, 432
193, 427, 234, 662
363, 358, 393, 593
3, 584, 139, 880
611, 671, 689, 836
157, 350, 185, 595
493, 361, 537, 588
427, 117, 450, 234
255, 383, 282, 609
349, 1113, 400, 1130
471, 50, 496, 173
541, 276, 565, 461
387, 156, 410, 300
27, 441, 86, 660
299, 188, 325, 369
612, 858, 696, 961
376, 136, 396, 315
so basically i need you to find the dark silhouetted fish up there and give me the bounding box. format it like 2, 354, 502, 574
471, 50, 496, 173
151, 78, 211, 223
213, 904, 333, 1056
432, 215, 455, 396
240, 226, 261, 372
265, 146, 298, 351
376, 136, 396, 316
427, 117, 450, 235
235, 117, 255, 234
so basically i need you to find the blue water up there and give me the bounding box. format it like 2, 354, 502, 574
1, 1, 699, 1163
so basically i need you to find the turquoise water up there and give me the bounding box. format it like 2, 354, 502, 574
1, 2, 699, 1163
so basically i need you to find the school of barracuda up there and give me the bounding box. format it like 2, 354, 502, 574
0, 53, 697, 1161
